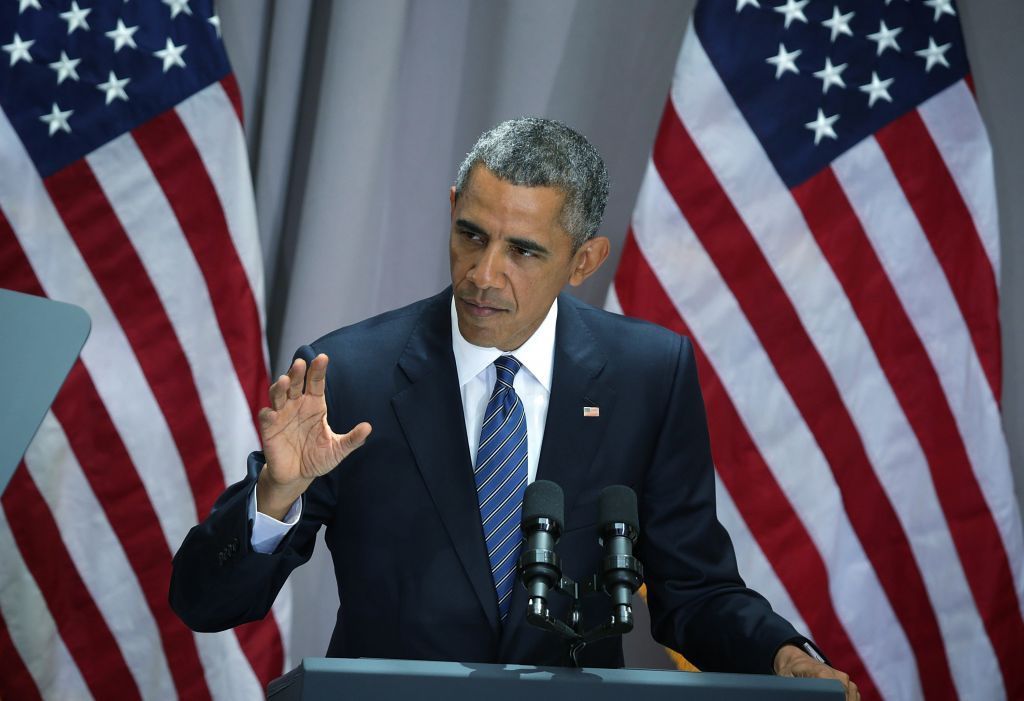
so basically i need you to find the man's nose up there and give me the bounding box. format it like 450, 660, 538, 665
469, 244, 505, 289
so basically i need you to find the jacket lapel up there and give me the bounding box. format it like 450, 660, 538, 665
391, 291, 501, 634
500, 294, 616, 657
535, 295, 614, 521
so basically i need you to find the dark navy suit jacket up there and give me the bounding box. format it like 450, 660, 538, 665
170, 289, 802, 672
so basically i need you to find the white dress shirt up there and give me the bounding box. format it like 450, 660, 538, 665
249, 297, 558, 553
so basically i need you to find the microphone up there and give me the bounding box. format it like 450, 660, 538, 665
518, 480, 564, 621
598, 485, 643, 629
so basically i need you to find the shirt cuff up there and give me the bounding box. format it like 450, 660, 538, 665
249, 486, 302, 554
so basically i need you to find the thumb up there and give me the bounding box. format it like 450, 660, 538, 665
336, 422, 372, 458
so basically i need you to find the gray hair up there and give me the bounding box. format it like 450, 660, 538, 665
454, 118, 609, 251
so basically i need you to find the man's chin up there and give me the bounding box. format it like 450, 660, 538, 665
455, 314, 501, 348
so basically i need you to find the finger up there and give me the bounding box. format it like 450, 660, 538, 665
337, 422, 373, 458
286, 358, 307, 400
268, 374, 290, 411
305, 354, 329, 398
257, 406, 276, 431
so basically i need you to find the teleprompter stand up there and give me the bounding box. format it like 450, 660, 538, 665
0, 289, 90, 495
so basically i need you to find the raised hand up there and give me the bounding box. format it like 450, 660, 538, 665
256, 353, 371, 519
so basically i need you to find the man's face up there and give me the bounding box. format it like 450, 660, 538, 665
449, 166, 607, 350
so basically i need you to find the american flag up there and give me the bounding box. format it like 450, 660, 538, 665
608, 1, 1023, 699
0, 1, 288, 698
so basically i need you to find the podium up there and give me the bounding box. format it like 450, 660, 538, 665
267, 658, 845, 700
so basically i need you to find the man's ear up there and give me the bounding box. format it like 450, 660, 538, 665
449, 186, 457, 218
568, 236, 611, 287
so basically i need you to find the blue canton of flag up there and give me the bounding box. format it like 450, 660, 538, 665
696, 0, 968, 186
1, 0, 230, 177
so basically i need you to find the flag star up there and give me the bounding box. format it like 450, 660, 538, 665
773, 0, 809, 29
2, 33, 34, 66
813, 57, 848, 94
18, 0, 41, 13
867, 20, 902, 56
915, 37, 952, 72
805, 109, 839, 145
766, 42, 801, 79
105, 19, 139, 52
736, 0, 760, 11
821, 7, 855, 42
59, 1, 92, 34
40, 103, 73, 136
49, 51, 81, 84
153, 38, 187, 72
924, 0, 956, 22
162, 0, 193, 19
208, 14, 221, 38
859, 72, 894, 107
98, 71, 130, 104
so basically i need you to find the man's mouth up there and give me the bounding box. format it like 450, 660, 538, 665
460, 297, 509, 317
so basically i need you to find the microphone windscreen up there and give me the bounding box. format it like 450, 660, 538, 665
522, 480, 564, 526
599, 485, 639, 531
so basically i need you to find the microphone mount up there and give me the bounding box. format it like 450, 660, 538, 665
517, 484, 645, 668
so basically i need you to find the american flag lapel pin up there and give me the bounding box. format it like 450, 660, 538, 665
583, 406, 600, 418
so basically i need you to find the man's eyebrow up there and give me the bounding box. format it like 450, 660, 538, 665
455, 219, 487, 237
455, 219, 550, 256
506, 237, 549, 256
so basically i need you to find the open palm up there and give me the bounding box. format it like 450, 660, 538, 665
256, 354, 371, 516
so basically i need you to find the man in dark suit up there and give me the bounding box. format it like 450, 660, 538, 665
170, 118, 857, 698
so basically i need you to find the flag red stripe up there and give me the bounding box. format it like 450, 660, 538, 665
221, 74, 245, 127
793, 167, 1024, 698
44, 160, 225, 519
652, 102, 955, 698
132, 111, 268, 431
52, 364, 217, 701
874, 109, 1002, 403
0, 218, 216, 701
0, 613, 44, 701
2, 465, 142, 701
614, 232, 880, 700
131, 110, 285, 685
233, 618, 286, 687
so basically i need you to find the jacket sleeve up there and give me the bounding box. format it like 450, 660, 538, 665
168, 344, 326, 632
639, 335, 803, 673
168, 451, 321, 632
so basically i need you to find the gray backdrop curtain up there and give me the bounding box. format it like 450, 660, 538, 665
215, 0, 1024, 667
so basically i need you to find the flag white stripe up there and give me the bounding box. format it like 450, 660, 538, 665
190, 627, 264, 701
604, 286, 623, 315
916, 82, 1001, 282
178, 82, 291, 679
177, 82, 291, 681
631, 158, 920, 701
87, 133, 262, 492
24, 412, 178, 701
90, 96, 275, 697
832, 138, 1024, 615
0, 507, 94, 701
713, 478, 810, 640
175, 83, 269, 365
0, 109, 198, 552
672, 32, 996, 698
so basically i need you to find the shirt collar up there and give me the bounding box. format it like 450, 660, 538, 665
450, 296, 558, 392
